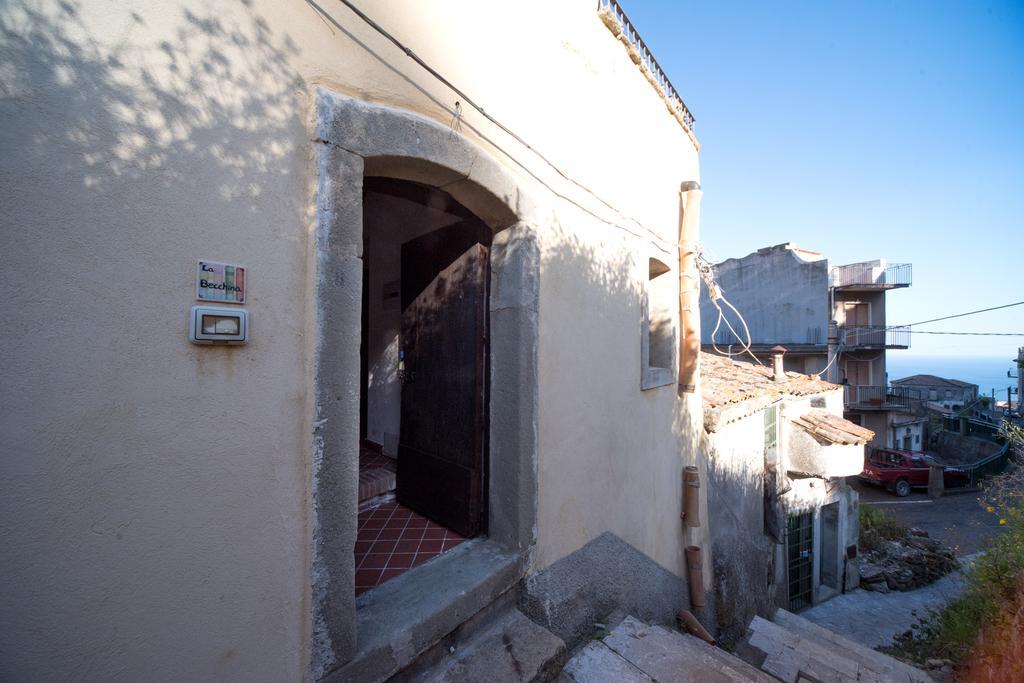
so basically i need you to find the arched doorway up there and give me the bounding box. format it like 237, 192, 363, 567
355, 177, 492, 595
311, 89, 541, 677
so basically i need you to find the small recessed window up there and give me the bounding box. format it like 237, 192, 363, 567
764, 405, 778, 465
641, 256, 675, 390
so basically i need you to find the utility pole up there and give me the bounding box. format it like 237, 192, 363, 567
826, 319, 839, 384
1009, 347, 1023, 419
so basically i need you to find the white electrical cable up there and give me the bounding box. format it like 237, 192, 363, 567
812, 340, 843, 379
696, 248, 763, 365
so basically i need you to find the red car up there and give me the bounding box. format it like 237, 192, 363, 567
858, 448, 969, 497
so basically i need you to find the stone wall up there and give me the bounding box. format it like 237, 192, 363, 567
933, 432, 1001, 466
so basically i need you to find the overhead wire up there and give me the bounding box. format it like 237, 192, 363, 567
893, 301, 1024, 330
325, 0, 847, 374
910, 331, 1024, 337
697, 248, 763, 365
330, 0, 685, 254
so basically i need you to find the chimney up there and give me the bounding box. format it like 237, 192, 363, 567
771, 345, 787, 382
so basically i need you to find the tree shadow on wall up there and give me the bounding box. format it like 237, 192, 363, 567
0, 0, 304, 229
0, 2, 307, 677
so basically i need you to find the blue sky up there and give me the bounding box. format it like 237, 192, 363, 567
623, 1, 1024, 357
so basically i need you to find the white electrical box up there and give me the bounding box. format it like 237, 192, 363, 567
189, 306, 249, 344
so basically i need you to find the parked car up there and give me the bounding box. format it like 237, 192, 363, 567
858, 448, 969, 497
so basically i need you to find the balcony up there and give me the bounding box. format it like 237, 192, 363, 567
831, 263, 912, 291
597, 0, 695, 133
844, 385, 912, 411
840, 325, 910, 350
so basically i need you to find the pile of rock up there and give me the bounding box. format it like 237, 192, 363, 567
859, 530, 958, 593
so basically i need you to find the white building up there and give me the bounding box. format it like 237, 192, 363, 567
701, 352, 871, 644
1, 1, 719, 679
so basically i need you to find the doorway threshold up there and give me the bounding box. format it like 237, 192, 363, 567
329, 540, 525, 682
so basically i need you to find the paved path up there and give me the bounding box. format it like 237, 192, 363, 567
799, 555, 980, 649
851, 480, 1004, 556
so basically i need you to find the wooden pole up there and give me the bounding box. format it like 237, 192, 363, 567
928, 463, 944, 498
678, 183, 702, 394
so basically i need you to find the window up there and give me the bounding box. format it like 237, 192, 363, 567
764, 405, 778, 465
641, 257, 675, 390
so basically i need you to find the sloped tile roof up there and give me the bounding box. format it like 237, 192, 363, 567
891, 374, 976, 388
701, 352, 836, 409
791, 409, 875, 445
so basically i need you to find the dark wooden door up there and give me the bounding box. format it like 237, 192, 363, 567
398, 221, 490, 538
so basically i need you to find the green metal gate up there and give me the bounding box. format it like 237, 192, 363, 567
787, 510, 814, 612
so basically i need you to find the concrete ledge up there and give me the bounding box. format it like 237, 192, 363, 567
326, 540, 524, 682
520, 533, 693, 650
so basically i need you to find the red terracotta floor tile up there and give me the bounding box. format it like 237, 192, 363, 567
380, 568, 406, 581
387, 553, 416, 569
418, 539, 444, 553
393, 539, 420, 554
369, 539, 397, 554
353, 500, 471, 596
355, 568, 382, 586
359, 553, 389, 570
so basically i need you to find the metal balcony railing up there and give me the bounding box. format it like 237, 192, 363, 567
830, 263, 912, 289
840, 325, 911, 349
597, 0, 696, 132
844, 385, 912, 411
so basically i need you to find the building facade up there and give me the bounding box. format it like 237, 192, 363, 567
0, 1, 712, 680
701, 352, 869, 645
891, 374, 980, 409
699, 243, 913, 449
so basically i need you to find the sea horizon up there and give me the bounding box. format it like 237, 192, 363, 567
887, 353, 1021, 399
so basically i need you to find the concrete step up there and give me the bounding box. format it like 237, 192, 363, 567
561, 615, 775, 682
770, 609, 932, 683
405, 607, 566, 682
737, 611, 932, 683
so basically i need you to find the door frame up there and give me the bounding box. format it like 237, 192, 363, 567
310, 89, 541, 676
786, 509, 815, 612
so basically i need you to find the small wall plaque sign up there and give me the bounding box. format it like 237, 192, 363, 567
196, 260, 245, 304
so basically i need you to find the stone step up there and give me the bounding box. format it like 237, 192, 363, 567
770, 609, 932, 683
405, 607, 566, 682
561, 615, 775, 682
738, 611, 933, 683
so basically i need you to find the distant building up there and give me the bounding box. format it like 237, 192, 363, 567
890, 414, 928, 451
891, 374, 979, 409
699, 243, 913, 449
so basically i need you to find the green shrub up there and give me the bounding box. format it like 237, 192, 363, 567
882, 500, 1024, 665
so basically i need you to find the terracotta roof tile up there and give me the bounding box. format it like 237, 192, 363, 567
791, 409, 875, 445
891, 374, 976, 388
700, 352, 836, 409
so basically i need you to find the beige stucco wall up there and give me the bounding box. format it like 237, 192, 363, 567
1, 0, 699, 679
704, 386, 859, 622
536, 218, 704, 574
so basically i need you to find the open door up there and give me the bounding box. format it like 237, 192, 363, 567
397, 221, 490, 538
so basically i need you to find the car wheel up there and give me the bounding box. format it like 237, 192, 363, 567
895, 479, 911, 497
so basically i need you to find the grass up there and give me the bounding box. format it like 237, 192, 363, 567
859, 504, 909, 554
880, 429, 1024, 672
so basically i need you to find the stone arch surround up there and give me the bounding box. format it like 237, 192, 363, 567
310, 89, 540, 676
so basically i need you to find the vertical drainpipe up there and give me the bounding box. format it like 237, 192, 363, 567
678, 181, 702, 394
677, 180, 705, 615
